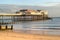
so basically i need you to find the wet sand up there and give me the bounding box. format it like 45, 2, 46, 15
0, 30, 60, 40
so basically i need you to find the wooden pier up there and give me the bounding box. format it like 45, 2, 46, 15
0, 14, 48, 22
0, 13, 50, 30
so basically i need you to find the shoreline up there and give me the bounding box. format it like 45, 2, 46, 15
0, 30, 60, 40
13, 29, 60, 36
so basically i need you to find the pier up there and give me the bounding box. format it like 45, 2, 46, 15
0, 10, 50, 30
0, 13, 49, 22
0, 14, 17, 30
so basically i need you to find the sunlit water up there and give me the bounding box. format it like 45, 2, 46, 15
12, 17, 60, 35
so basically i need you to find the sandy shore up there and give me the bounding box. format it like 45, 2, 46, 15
0, 30, 60, 40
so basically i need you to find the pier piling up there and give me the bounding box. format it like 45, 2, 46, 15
11, 25, 13, 30
0, 25, 1, 30
6, 25, 7, 29
0, 25, 13, 30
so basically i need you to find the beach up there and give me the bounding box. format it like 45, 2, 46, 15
0, 30, 60, 40
0, 17, 60, 40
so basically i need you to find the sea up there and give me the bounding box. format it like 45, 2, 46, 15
8, 17, 60, 35
9, 17, 60, 35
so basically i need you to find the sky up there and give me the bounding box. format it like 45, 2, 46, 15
0, 0, 60, 6
0, 0, 60, 17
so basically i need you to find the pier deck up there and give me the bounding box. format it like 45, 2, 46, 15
0, 13, 49, 30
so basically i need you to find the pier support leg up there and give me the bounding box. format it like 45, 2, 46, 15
0, 25, 1, 30
11, 25, 13, 30
6, 25, 7, 30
